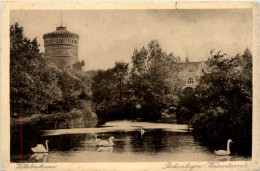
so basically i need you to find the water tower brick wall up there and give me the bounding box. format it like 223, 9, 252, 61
45, 44, 78, 66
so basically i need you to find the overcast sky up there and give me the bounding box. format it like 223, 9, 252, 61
10, 9, 252, 70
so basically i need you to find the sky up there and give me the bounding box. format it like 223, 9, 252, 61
10, 9, 252, 70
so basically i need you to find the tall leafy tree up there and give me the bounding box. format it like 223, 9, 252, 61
192, 49, 252, 155
92, 61, 129, 112
10, 23, 62, 115
113, 62, 129, 104
130, 40, 181, 119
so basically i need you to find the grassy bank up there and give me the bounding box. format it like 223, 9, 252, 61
11, 110, 97, 130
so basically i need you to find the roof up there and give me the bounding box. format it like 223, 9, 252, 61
43, 27, 79, 39
179, 62, 201, 65
179, 62, 201, 72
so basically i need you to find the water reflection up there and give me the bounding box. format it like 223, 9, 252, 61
31, 153, 48, 162
97, 147, 113, 152
215, 155, 231, 161
11, 121, 251, 162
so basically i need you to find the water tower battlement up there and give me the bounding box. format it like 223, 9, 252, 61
43, 26, 80, 67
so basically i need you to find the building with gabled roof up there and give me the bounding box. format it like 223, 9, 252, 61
178, 58, 210, 90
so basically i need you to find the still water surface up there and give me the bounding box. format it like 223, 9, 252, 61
11, 120, 250, 162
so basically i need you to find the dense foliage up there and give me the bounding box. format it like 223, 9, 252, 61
191, 49, 252, 155
10, 23, 61, 115
91, 62, 131, 120
92, 40, 182, 120
129, 40, 181, 119
10, 23, 96, 128
10, 23, 252, 155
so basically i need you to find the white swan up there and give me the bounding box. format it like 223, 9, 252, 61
97, 136, 115, 147
214, 139, 233, 156
31, 140, 49, 153
95, 135, 101, 144
139, 128, 146, 134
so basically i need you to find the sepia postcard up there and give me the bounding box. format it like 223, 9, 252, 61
1, 1, 260, 171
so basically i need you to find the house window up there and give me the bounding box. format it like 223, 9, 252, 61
188, 78, 193, 84
190, 70, 192, 72
202, 69, 204, 72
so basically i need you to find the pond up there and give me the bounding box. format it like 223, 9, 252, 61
11, 120, 251, 162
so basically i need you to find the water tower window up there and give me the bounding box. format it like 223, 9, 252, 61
188, 78, 193, 84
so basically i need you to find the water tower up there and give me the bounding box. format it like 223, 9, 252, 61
43, 26, 80, 67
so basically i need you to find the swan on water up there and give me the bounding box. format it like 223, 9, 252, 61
31, 140, 49, 153
95, 135, 101, 144
214, 139, 233, 156
97, 136, 115, 147
139, 127, 146, 134
139, 127, 145, 133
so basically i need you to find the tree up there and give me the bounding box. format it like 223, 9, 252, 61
92, 40, 182, 121
129, 40, 181, 119
92, 68, 117, 108
10, 23, 94, 118
185, 56, 189, 63
10, 23, 62, 116
33, 61, 63, 114
192, 49, 252, 155
91, 61, 129, 118
73, 60, 85, 71
113, 61, 129, 104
